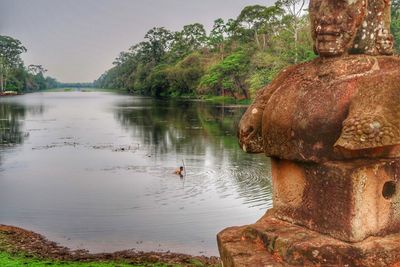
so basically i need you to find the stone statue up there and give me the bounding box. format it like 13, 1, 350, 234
311, 0, 393, 57
218, 1, 400, 266
238, 0, 400, 162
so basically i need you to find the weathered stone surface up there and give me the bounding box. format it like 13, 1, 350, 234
310, 0, 393, 57
218, 212, 400, 267
217, 225, 290, 267
272, 158, 400, 242
310, 0, 367, 57
227, 1, 400, 266
335, 59, 400, 151
239, 55, 400, 163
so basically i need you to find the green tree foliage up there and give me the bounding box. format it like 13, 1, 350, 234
392, 0, 400, 53
0, 36, 26, 92
236, 5, 283, 50
200, 50, 250, 98
276, 0, 307, 63
143, 27, 174, 63
95, 3, 316, 99
0, 35, 59, 93
170, 23, 207, 60
209, 18, 227, 59
164, 52, 205, 96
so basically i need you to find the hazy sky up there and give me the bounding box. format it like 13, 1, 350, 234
1, 0, 275, 83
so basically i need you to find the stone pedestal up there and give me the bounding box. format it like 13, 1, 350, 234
217, 159, 400, 266
272, 158, 400, 242
218, 211, 400, 267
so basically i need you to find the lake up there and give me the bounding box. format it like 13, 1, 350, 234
0, 91, 272, 256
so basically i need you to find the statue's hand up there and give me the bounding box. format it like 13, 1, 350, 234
238, 105, 264, 153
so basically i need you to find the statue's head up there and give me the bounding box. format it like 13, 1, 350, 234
310, 0, 393, 57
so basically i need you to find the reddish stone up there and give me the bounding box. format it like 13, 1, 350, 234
272, 158, 400, 242
227, 2, 400, 267
310, 0, 393, 57
218, 212, 400, 267
238, 55, 400, 163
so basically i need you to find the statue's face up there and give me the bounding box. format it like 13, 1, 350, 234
310, 0, 366, 57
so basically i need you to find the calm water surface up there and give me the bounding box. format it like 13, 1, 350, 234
0, 91, 272, 256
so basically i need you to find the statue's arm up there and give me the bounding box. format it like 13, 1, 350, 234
238, 87, 268, 153
334, 72, 400, 158
238, 85, 274, 153
238, 64, 298, 153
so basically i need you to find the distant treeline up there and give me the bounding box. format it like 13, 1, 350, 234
0, 35, 60, 93
95, 0, 400, 99
0, 35, 95, 93
55, 82, 94, 88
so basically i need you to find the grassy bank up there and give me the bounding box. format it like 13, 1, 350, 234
201, 95, 251, 105
0, 251, 175, 267
40, 88, 252, 106
0, 225, 220, 267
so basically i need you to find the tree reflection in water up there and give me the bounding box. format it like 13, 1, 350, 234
0, 100, 44, 166
114, 97, 273, 209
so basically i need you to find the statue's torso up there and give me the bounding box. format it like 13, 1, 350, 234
261, 55, 400, 162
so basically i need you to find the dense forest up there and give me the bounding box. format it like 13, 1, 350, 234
94, 0, 315, 99
95, 0, 400, 100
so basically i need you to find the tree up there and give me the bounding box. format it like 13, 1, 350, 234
276, 0, 306, 62
171, 23, 207, 58
45, 76, 59, 89
165, 52, 205, 96
225, 18, 239, 38
392, 0, 400, 53
237, 5, 268, 49
28, 64, 47, 76
28, 65, 48, 91
143, 27, 174, 63
233, 5, 284, 50
113, 51, 133, 66
0, 36, 27, 92
209, 18, 227, 59
200, 50, 251, 98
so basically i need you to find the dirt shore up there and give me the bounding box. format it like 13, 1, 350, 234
0, 224, 220, 266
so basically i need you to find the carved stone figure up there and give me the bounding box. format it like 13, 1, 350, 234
238, 0, 395, 159
310, 0, 393, 56
239, 55, 400, 163
219, 0, 400, 266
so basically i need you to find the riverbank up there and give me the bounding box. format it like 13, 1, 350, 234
0, 91, 19, 97
41, 88, 253, 105
0, 225, 220, 267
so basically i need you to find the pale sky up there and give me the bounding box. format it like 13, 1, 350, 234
1, 0, 275, 83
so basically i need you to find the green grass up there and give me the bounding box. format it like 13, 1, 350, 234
0, 251, 178, 267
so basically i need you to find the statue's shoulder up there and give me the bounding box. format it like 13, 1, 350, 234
335, 55, 400, 157
275, 59, 319, 77
264, 59, 320, 92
